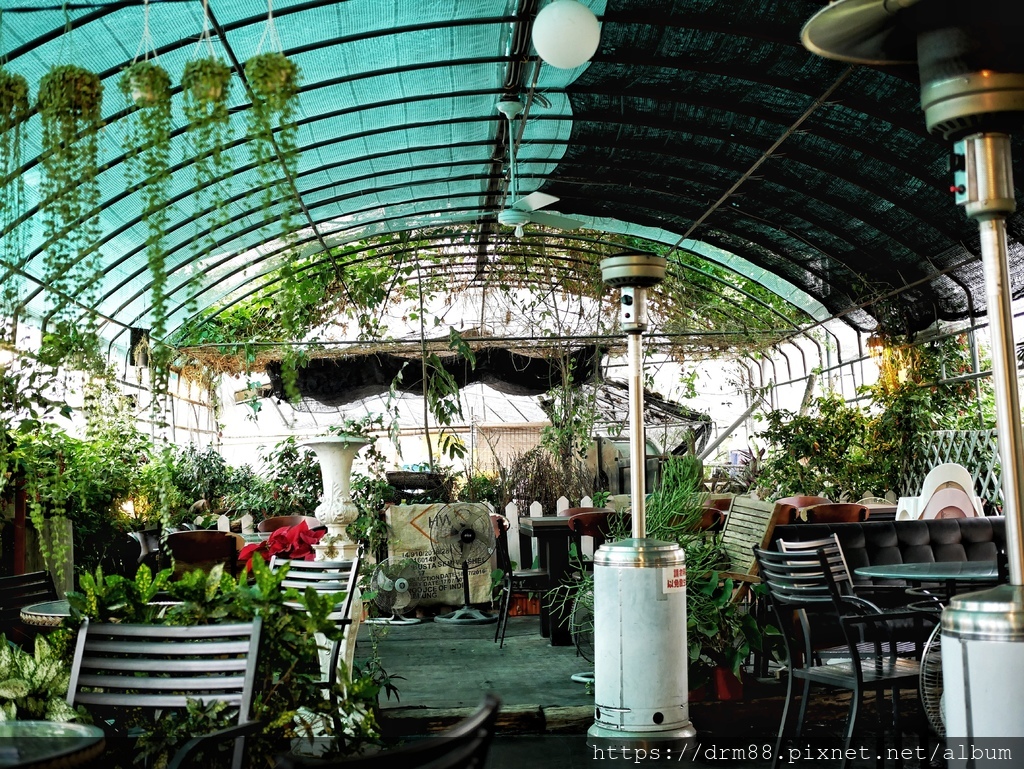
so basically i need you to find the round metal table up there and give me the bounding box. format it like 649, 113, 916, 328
18, 600, 70, 629
0, 721, 104, 768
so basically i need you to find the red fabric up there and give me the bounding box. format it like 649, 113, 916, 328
238, 520, 326, 570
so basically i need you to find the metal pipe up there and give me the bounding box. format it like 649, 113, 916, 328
979, 215, 1024, 584
627, 330, 646, 540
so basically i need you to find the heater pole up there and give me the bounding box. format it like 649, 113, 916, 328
627, 328, 647, 540
963, 134, 1024, 583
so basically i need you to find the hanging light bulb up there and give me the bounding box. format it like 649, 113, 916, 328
514, 224, 525, 238
532, 0, 601, 69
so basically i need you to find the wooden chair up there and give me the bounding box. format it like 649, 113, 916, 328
753, 547, 935, 769
257, 515, 324, 533
67, 618, 264, 769
276, 693, 501, 769
166, 530, 239, 579
802, 503, 869, 524
566, 510, 626, 553
772, 495, 832, 525
0, 571, 58, 648
718, 497, 784, 590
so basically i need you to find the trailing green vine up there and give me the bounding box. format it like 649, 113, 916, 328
0, 66, 29, 335
119, 60, 174, 410
36, 64, 103, 337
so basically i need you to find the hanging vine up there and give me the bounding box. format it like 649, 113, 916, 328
119, 15, 174, 406
0, 63, 29, 340
36, 63, 103, 339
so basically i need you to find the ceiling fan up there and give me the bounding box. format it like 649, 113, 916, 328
495, 98, 583, 238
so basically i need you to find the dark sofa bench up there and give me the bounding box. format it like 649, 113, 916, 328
769, 516, 1006, 586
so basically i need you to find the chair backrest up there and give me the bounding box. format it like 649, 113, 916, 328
275, 693, 501, 769
490, 514, 513, 575
753, 546, 840, 608
67, 618, 262, 769
270, 553, 362, 621
257, 515, 325, 533
0, 571, 58, 642
166, 530, 238, 578
772, 495, 833, 524
777, 533, 855, 588
718, 497, 781, 583
802, 503, 869, 524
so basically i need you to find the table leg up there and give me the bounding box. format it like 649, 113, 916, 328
545, 537, 573, 647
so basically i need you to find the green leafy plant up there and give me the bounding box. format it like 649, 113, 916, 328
119, 60, 174, 405
36, 64, 104, 335
182, 57, 232, 256
243, 51, 304, 400
68, 560, 383, 761
0, 633, 80, 722
0, 66, 29, 309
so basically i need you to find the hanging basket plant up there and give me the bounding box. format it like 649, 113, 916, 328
118, 61, 174, 398
244, 51, 304, 400
0, 67, 29, 296
120, 59, 171, 108
36, 64, 104, 330
182, 57, 233, 255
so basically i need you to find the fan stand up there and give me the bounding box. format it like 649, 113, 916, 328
365, 612, 422, 626
434, 561, 497, 625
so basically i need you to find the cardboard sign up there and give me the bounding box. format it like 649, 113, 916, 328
386, 503, 491, 607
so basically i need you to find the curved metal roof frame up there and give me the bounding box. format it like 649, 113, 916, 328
2, 0, 1021, 357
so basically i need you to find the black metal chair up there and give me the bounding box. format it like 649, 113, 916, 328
491, 514, 549, 648
275, 693, 501, 769
0, 571, 58, 649
753, 546, 936, 769
66, 618, 264, 769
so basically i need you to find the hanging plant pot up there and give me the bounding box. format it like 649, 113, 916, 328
119, 60, 171, 109
245, 52, 299, 107
0, 68, 30, 128
38, 64, 102, 120
36, 64, 104, 333
182, 57, 232, 105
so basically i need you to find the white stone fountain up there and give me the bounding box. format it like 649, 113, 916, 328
302, 433, 370, 562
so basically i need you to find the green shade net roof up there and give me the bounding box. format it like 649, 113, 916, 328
1, 0, 1021, 356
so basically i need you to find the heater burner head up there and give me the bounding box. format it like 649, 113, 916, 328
599, 253, 666, 289
802, 0, 1024, 140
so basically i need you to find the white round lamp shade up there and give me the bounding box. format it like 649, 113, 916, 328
532, 0, 601, 69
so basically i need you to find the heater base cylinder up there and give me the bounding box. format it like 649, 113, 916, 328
588, 538, 695, 754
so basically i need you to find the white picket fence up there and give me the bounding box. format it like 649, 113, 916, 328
503, 495, 600, 570
209, 497, 614, 573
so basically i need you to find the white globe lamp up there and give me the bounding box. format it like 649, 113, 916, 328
532, 0, 601, 69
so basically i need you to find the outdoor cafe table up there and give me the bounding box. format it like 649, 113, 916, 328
854, 561, 1001, 602
518, 516, 573, 646
0, 721, 105, 768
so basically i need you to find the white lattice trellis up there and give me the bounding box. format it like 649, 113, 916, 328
905, 430, 1001, 508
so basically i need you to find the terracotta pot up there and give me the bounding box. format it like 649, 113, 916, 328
713, 666, 743, 701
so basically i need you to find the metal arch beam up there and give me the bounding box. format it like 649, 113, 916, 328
151, 230, 803, 347
5, 99, 958, 306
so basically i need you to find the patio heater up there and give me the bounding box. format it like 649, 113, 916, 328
804, 0, 1024, 748
586, 254, 697, 756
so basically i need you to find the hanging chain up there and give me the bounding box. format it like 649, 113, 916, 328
133, 0, 158, 64
255, 0, 283, 54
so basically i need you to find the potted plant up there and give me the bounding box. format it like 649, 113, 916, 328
0, 67, 29, 263
36, 64, 103, 329
118, 61, 174, 401
238, 519, 326, 569
0, 634, 80, 722
181, 57, 232, 254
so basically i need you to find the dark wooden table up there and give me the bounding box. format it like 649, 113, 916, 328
518, 516, 574, 646
0, 721, 105, 768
